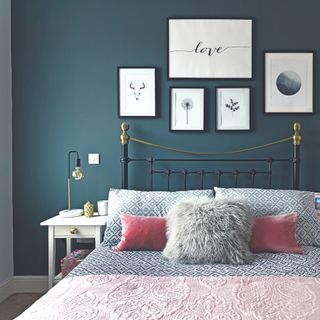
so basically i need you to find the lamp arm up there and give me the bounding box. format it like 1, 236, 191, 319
67, 151, 80, 210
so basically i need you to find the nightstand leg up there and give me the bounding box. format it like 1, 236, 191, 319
66, 238, 72, 255
95, 227, 102, 248
48, 226, 55, 290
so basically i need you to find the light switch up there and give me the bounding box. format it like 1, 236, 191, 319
88, 153, 100, 165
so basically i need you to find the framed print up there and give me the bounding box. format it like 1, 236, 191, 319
118, 67, 156, 117
170, 87, 205, 131
216, 87, 251, 131
168, 18, 252, 79
264, 52, 313, 114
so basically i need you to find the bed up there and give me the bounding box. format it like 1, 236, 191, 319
17, 122, 320, 319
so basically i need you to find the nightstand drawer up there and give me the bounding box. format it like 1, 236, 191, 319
54, 225, 96, 237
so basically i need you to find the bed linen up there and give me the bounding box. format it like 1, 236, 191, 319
69, 244, 320, 278
18, 245, 320, 319
17, 274, 320, 319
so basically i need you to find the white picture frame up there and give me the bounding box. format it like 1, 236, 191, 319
168, 18, 252, 79
264, 52, 313, 114
216, 87, 251, 131
118, 67, 156, 117
170, 88, 205, 131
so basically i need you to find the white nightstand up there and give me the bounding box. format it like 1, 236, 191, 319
40, 213, 108, 289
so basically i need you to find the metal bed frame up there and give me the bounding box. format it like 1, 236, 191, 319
120, 122, 301, 191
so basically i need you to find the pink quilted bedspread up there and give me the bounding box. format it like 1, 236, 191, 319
17, 275, 320, 319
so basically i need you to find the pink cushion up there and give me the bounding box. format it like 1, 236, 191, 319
249, 213, 303, 254
115, 214, 167, 251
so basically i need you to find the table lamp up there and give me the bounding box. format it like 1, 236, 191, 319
59, 151, 85, 218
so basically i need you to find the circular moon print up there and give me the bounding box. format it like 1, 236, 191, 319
276, 71, 302, 96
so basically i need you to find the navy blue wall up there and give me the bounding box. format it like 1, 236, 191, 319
12, 0, 320, 275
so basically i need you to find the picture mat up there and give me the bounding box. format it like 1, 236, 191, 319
265, 53, 313, 113
171, 89, 204, 130
119, 68, 156, 116
169, 19, 252, 78
217, 88, 250, 130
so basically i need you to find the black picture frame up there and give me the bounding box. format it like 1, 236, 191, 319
118, 66, 157, 118
264, 51, 314, 114
167, 17, 253, 80
215, 86, 252, 132
169, 87, 205, 132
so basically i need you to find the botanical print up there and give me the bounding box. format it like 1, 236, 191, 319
171, 88, 204, 131
168, 19, 252, 78
225, 99, 240, 114
216, 88, 250, 130
181, 98, 194, 124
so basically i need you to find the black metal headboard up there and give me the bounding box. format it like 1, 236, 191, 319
120, 122, 301, 191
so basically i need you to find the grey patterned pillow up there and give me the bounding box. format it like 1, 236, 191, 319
214, 187, 320, 246
163, 197, 254, 265
104, 189, 214, 246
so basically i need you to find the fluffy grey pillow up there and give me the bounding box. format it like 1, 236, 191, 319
104, 189, 214, 246
163, 197, 254, 265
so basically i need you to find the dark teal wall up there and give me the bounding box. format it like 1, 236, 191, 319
12, 0, 320, 275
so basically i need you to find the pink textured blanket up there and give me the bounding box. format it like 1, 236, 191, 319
17, 275, 320, 319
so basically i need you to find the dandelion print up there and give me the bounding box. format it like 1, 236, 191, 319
181, 98, 194, 124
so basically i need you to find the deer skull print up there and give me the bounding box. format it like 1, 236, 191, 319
129, 82, 146, 101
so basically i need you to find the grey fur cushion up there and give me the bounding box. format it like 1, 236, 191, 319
163, 197, 254, 265
104, 189, 214, 246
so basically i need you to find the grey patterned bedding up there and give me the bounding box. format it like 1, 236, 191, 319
70, 244, 320, 278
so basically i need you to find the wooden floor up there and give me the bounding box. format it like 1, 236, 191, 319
0, 293, 42, 320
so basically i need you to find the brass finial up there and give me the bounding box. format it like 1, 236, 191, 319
293, 122, 301, 145
120, 122, 129, 145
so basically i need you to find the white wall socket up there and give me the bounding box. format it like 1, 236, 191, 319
88, 153, 100, 165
